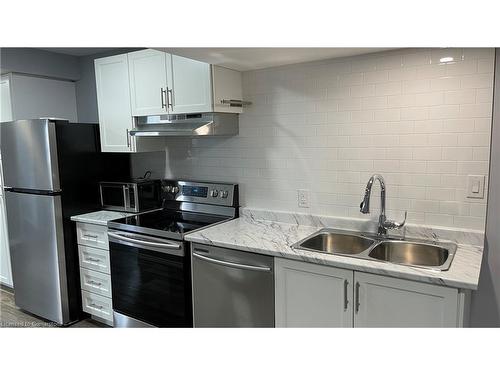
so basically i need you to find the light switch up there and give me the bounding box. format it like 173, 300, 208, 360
467, 175, 485, 199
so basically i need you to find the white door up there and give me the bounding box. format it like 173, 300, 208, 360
94, 54, 134, 152
275, 258, 353, 327
354, 272, 459, 327
169, 54, 213, 114
128, 49, 170, 116
0, 75, 13, 122
0, 194, 13, 287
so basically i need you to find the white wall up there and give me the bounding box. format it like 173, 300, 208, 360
131, 48, 495, 231
471, 48, 500, 327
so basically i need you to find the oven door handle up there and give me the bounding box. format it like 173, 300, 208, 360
108, 232, 181, 250
192, 252, 272, 272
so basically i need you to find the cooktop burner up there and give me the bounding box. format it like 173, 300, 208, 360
108, 179, 239, 240
112, 209, 228, 236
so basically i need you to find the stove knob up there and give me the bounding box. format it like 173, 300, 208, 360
165, 185, 172, 193
172, 186, 179, 194
210, 189, 219, 197
221, 190, 229, 199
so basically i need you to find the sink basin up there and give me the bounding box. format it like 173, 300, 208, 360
368, 240, 454, 270
291, 229, 457, 271
296, 231, 375, 255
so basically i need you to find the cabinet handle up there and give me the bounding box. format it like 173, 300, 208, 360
83, 233, 98, 240
161, 88, 167, 109
88, 280, 102, 286
344, 279, 349, 311
90, 303, 103, 310
86, 256, 100, 263
355, 282, 360, 314
167, 87, 173, 110
126, 128, 131, 148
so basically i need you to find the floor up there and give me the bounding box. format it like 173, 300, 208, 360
0, 288, 106, 328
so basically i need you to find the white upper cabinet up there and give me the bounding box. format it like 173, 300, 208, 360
128, 49, 170, 116
169, 54, 212, 114
353, 272, 459, 328
1, 73, 77, 123
212, 65, 243, 114
0, 75, 13, 122
95, 54, 134, 152
95, 54, 165, 153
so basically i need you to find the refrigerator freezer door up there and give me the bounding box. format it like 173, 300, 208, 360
0, 119, 60, 191
5, 190, 69, 324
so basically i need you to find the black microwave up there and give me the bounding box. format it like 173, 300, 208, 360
99, 180, 161, 213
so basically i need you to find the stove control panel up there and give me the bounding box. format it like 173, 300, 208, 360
162, 180, 238, 207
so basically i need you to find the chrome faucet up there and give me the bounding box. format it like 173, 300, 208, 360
360, 174, 407, 236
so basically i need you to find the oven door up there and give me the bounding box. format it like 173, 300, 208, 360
108, 230, 191, 327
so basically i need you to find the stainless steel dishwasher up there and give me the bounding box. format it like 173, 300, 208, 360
191, 244, 274, 327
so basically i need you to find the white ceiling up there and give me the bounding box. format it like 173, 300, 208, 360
38, 47, 396, 71
39, 48, 116, 56
159, 48, 395, 71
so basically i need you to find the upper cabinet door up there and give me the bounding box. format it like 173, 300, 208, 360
0, 75, 13, 123
169, 55, 213, 114
94, 54, 134, 152
353, 271, 459, 327
212, 66, 243, 114
128, 49, 169, 116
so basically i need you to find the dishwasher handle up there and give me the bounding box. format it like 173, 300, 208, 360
192, 252, 272, 272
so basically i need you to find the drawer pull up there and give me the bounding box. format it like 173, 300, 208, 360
83, 234, 98, 240
88, 280, 103, 286
90, 303, 104, 310
86, 256, 100, 263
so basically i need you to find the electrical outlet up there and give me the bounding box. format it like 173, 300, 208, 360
297, 189, 310, 208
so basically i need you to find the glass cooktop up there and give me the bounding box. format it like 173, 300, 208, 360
109, 209, 228, 240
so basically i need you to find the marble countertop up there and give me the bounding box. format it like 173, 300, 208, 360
185, 213, 483, 290
71, 210, 135, 225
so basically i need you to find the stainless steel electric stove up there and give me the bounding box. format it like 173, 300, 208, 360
107, 179, 238, 327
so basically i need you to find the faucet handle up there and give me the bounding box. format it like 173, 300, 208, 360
383, 211, 407, 230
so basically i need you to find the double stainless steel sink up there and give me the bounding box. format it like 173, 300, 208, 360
292, 229, 457, 271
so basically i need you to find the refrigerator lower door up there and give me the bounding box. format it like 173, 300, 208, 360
0, 119, 60, 191
5, 190, 70, 324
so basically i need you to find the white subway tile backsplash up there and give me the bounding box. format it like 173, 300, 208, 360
132, 48, 494, 232
363, 70, 389, 84
444, 90, 476, 105
461, 73, 494, 89
403, 79, 431, 94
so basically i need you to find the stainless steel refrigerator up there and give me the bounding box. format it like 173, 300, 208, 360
1, 119, 130, 325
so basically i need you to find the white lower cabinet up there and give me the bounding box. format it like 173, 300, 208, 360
275, 258, 353, 327
275, 258, 464, 328
0, 194, 13, 287
81, 290, 113, 322
76, 222, 113, 326
353, 272, 459, 327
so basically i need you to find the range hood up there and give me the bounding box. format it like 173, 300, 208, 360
130, 113, 239, 137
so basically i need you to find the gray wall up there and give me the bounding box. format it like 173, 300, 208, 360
471, 49, 500, 327
0, 47, 140, 123
0, 48, 80, 80
75, 48, 139, 123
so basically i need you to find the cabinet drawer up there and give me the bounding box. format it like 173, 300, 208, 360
81, 290, 113, 322
76, 222, 108, 250
78, 245, 111, 274
80, 268, 112, 298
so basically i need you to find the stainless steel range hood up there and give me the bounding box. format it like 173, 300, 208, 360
130, 113, 239, 137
